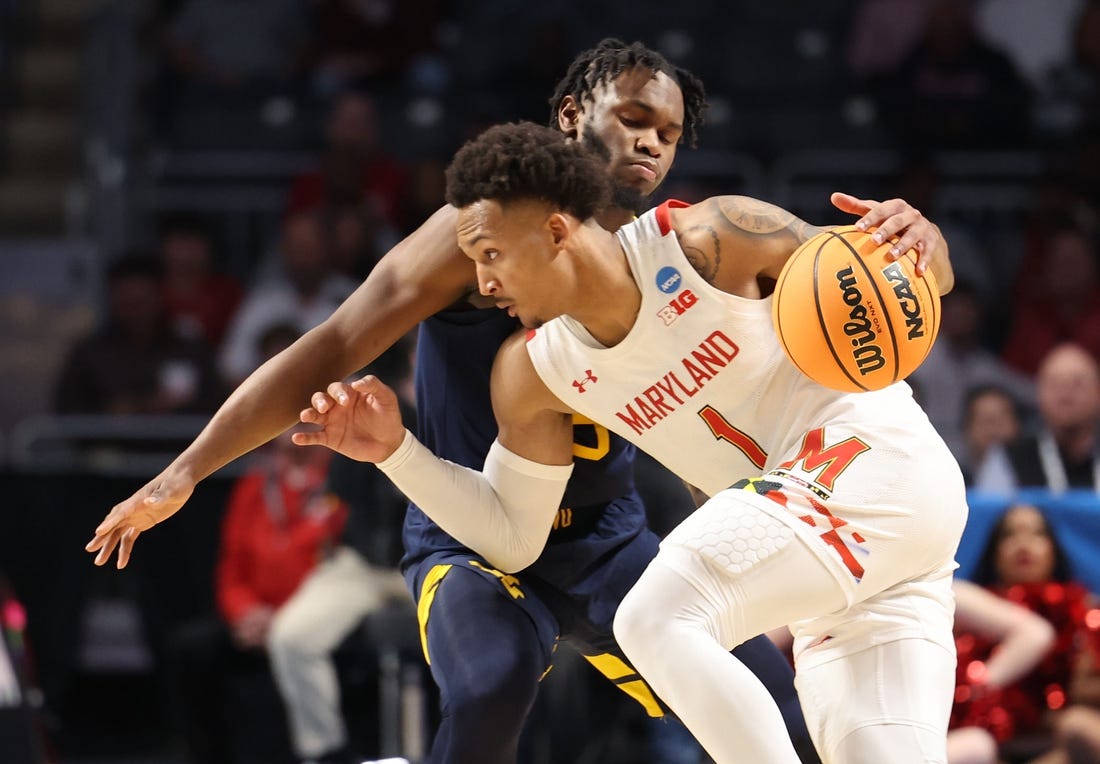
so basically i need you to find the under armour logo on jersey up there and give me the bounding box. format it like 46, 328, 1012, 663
572, 370, 598, 393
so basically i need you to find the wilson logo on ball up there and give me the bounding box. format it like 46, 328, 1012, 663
834, 265, 886, 376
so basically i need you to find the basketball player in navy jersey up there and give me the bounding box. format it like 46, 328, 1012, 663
86, 41, 941, 764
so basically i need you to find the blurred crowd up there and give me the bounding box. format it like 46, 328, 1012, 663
4, 0, 1100, 763
42, 0, 1100, 428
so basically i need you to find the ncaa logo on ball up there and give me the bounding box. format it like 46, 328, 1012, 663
656, 266, 682, 294
880, 262, 925, 340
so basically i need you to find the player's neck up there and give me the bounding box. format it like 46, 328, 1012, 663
595, 205, 636, 232
567, 226, 640, 348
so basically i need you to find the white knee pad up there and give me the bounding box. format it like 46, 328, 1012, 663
662, 493, 795, 576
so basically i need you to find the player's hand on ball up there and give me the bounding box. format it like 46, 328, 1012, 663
772, 226, 940, 392
294, 375, 407, 463
830, 192, 943, 278
85, 470, 195, 568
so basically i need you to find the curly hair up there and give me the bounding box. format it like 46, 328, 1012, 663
547, 37, 707, 147
445, 121, 610, 219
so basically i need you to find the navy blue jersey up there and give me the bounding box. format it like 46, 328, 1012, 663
401, 305, 642, 571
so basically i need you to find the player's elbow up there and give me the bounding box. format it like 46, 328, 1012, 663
1027, 613, 1057, 654
484, 548, 538, 575
484, 529, 548, 573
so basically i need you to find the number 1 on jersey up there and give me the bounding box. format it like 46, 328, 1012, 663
698, 405, 767, 469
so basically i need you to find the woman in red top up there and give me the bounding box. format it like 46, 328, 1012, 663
949, 502, 1100, 764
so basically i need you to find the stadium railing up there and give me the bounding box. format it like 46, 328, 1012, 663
771, 148, 1046, 223
9, 413, 247, 478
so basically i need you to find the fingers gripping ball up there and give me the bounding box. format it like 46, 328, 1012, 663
772, 226, 940, 392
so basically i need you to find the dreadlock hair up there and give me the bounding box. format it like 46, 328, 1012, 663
445, 121, 610, 220
547, 37, 707, 147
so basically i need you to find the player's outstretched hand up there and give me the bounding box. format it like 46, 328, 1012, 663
293, 375, 407, 463
85, 470, 195, 569
830, 192, 944, 277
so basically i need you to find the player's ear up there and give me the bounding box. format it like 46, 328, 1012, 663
557, 96, 580, 139
548, 212, 571, 250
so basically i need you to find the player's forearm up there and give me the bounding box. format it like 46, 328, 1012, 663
378, 430, 572, 572
172, 210, 475, 484
173, 322, 381, 484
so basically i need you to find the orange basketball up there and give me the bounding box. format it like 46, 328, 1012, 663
772, 225, 941, 393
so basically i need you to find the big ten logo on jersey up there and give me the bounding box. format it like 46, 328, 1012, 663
657, 290, 698, 326
656, 265, 698, 326
651, 266, 695, 325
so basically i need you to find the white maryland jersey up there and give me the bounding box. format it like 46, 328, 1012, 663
526, 200, 936, 498
530, 201, 968, 676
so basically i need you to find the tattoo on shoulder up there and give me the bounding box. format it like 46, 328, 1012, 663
677, 225, 720, 283
718, 196, 818, 242
791, 219, 820, 243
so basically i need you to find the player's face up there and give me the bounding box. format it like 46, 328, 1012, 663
994, 504, 1057, 585
571, 68, 685, 213
456, 199, 563, 328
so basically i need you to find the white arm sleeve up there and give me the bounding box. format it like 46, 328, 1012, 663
376, 429, 573, 573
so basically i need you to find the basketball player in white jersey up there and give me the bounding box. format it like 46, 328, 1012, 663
292, 122, 967, 763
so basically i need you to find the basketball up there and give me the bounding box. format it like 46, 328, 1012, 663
772, 225, 941, 393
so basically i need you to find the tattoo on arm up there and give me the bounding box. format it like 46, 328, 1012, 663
718, 196, 820, 243
789, 218, 820, 243
678, 225, 720, 283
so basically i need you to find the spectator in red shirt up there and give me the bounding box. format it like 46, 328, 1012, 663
285, 91, 408, 233
167, 428, 345, 764
215, 433, 346, 639
159, 218, 243, 350
1002, 224, 1100, 376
